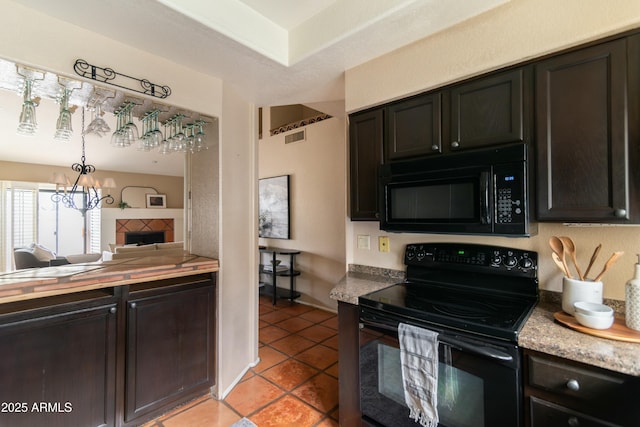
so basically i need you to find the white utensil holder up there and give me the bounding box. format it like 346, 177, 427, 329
562, 277, 603, 315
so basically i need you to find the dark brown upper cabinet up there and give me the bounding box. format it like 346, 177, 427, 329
536, 38, 639, 222
349, 108, 384, 220
448, 68, 528, 151
385, 92, 442, 160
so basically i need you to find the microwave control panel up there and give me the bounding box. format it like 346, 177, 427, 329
494, 163, 527, 231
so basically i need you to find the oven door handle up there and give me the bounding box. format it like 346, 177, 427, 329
441, 336, 513, 362
360, 319, 513, 363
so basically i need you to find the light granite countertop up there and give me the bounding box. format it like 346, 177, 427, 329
519, 298, 640, 376
329, 265, 404, 305
331, 265, 640, 377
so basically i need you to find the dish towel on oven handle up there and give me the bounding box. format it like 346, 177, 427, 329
398, 322, 439, 427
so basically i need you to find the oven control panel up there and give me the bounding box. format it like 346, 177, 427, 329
404, 243, 537, 278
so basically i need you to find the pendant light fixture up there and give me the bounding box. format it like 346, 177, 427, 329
51, 107, 116, 215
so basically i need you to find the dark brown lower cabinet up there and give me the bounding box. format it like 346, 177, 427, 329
0, 273, 216, 427
124, 278, 215, 425
338, 301, 362, 427
524, 349, 640, 427
0, 291, 118, 427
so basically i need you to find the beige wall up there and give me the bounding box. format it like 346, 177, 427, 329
346, 0, 640, 112
345, 0, 640, 301
214, 84, 259, 398
259, 108, 346, 310
0, 160, 184, 209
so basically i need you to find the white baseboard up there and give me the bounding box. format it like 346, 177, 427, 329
217, 356, 261, 400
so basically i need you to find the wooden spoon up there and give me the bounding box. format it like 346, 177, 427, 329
583, 244, 602, 279
559, 236, 583, 280
593, 251, 624, 282
549, 236, 572, 278
552, 252, 569, 276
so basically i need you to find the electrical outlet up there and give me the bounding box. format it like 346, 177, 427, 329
357, 235, 371, 250
378, 236, 390, 253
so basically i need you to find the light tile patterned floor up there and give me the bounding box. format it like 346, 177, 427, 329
144, 295, 339, 426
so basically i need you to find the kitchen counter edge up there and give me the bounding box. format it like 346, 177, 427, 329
330, 267, 640, 377
329, 265, 404, 305
0, 254, 219, 305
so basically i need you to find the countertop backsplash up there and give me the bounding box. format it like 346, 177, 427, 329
540, 289, 625, 314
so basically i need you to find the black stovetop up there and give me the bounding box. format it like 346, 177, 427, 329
358, 243, 539, 342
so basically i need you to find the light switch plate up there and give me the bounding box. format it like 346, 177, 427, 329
357, 235, 370, 250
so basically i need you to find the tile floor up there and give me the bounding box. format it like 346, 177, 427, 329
144, 295, 340, 427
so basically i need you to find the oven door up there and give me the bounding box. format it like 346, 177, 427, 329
359, 308, 523, 427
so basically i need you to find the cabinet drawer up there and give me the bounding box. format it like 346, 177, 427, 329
528, 355, 624, 401
530, 397, 621, 427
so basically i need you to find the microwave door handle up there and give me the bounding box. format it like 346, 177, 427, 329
480, 171, 491, 224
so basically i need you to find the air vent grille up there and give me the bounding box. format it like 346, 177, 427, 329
285, 130, 305, 144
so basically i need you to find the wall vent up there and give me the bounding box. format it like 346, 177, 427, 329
285, 130, 306, 144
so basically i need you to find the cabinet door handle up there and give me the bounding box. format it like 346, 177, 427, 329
614, 208, 627, 218
567, 416, 580, 427
566, 379, 580, 391
431, 144, 439, 151
130, 302, 137, 309
451, 141, 460, 149
109, 307, 116, 314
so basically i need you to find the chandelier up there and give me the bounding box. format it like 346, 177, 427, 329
51, 108, 116, 215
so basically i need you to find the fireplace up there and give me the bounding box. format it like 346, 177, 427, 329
115, 218, 174, 245
125, 231, 165, 245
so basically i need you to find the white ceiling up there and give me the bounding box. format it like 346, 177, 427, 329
2, 0, 508, 176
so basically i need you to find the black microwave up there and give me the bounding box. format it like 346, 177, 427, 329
379, 143, 536, 236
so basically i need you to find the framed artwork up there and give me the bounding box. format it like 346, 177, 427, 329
146, 194, 167, 208
259, 175, 290, 239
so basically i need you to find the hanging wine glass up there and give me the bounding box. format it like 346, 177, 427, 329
123, 102, 139, 145
17, 78, 39, 136
193, 120, 208, 151
172, 114, 186, 152
184, 123, 195, 153
137, 112, 151, 151
54, 89, 73, 142
111, 108, 126, 147
85, 102, 111, 137
158, 122, 173, 155
150, 110, 163, 147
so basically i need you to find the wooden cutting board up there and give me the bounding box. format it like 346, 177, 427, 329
554, 311, 640, 343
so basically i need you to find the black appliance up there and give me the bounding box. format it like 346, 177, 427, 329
359, 242, 538, 427
379, 143, 536, 236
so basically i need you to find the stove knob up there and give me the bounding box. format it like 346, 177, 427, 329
406, 249, 416, 260
519, 257, 534, 269
505, 256, 518, 267
491, 255, 502, 266
416, 251, 426, 260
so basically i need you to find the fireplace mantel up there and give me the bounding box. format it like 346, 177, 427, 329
101, 208, 184, 252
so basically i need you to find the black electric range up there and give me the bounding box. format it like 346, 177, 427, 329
359, 242, 539, 342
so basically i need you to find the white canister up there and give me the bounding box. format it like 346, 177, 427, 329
625, 255, 640, 331
562, 277, 603, 315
